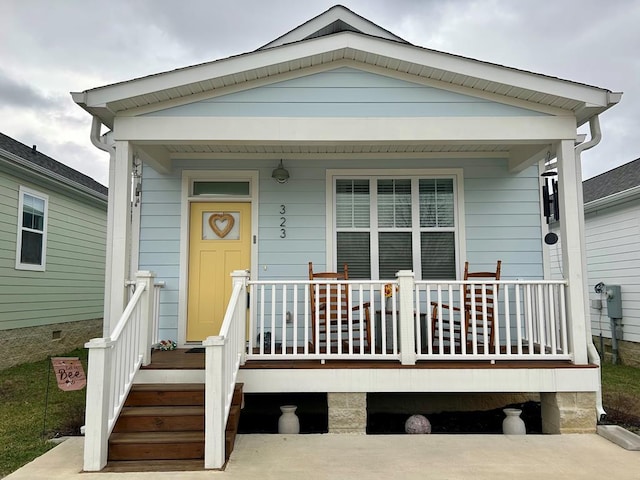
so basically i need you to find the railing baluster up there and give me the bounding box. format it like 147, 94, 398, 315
504, 284, 511, 355
515, 283, 523, 355
281, 285, 287, 356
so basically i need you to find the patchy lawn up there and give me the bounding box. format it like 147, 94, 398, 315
0, 349, 87, 477
600, 362, 640, 433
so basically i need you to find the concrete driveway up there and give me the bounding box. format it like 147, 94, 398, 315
5, 433, 639, 480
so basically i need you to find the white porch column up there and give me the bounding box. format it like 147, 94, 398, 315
106, 141, 133, 334
556, 139, 589, 364
397, 270, 416, 365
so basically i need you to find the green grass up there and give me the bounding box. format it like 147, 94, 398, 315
600, 362, 640, 432
0, 349, 88, 477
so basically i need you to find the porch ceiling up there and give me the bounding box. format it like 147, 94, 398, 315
163, 142, 513, 156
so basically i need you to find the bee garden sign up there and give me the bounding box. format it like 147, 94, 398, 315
51, 357, 86, 391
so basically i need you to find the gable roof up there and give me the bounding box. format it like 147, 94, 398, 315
0, 132, 108, 199
258, 5, 409, 49
72, 5, 621, 131
583, 158, 640, 204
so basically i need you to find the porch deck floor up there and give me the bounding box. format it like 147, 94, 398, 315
143, 349, 595, 370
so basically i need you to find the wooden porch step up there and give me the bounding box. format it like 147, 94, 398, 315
109, 431, 204, 461
113, 406, 205, 432
124, 383, 205, 406
107, 383, 244, 467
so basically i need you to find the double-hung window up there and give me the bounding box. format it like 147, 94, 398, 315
15, 187, 48, 271
334, 173, 460, 280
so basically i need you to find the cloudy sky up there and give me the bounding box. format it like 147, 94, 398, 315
0, 0, 637, 187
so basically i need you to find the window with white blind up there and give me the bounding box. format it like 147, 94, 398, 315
334, 175, 459, 280
15, 186, 48, 271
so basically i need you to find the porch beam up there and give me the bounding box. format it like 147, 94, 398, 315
112, 115, 577, 143
107, 141, 133, 333
556, 139, 589, 364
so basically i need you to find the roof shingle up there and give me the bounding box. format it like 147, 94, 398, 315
583, 158, 640, 203
0, 132, 107, 196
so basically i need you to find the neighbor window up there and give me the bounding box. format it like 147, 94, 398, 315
335, 176, 457, 280
15, 187, 48, 271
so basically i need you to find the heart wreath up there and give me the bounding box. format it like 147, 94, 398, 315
208, 213, 235, 238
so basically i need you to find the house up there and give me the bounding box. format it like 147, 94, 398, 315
583, 158, 640, 367
0, 132, 107, 369
72, 5, 622, 471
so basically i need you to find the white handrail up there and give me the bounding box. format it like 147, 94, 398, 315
204, 270, 249, 469
83, 271, 157, 472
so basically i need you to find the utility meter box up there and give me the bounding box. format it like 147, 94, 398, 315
606, 285, 622, 319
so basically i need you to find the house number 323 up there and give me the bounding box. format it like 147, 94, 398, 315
280, 205, 286, 238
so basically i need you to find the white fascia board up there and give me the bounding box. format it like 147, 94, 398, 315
113, 115, 577, 143
77, 33, 615, 111
584, 185, 640, 213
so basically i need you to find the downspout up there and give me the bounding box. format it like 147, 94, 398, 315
574, 115, 606, 419
90, 116, 117, 337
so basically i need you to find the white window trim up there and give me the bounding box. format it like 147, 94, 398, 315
15, 186, 49, 271
326, 168, 466, 279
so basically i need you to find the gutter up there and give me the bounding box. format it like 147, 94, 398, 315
584, 185, 640, 214
574, 115, 606, 420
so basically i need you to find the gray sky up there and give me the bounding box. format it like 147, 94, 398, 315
0, 0, 637, 187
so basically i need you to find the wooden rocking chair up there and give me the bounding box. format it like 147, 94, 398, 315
308, 262, 371, 353
431, 260, 502, 353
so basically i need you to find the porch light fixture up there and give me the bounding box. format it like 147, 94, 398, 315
271, 160, 290, 184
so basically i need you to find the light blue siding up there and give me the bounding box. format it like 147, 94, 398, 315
145, 67, 547, 118
138, 157, 543, 334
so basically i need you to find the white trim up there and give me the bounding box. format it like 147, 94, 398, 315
78, 32, 614, 112
584, 185, 640, 214
114, 116, 577, 143
325, 168, 465, 279
120, 59, 572, 119
178, 170, 259, 347
15, 186, 48, 271
238, 366, 599, 393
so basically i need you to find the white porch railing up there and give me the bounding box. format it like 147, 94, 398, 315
203, 270, 248, 469
416, 279, 569, 360
246, 272, 571, 363
83, 271, 158, 472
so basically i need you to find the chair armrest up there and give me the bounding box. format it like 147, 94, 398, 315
430, 301, 462, 312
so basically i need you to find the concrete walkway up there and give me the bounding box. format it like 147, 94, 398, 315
5, 434, 639, 480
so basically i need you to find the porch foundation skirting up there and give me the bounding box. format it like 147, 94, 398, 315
540, 392, 597, 434
328, 392, 367, 433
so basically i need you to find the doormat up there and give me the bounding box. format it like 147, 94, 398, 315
185, 347, 205, 354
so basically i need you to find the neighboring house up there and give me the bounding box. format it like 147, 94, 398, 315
0, 132, 107, 369
583, 158, 640, 367
72, 6, 622, 471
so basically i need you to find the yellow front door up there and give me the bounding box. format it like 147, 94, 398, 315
187, 202, 251, 341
